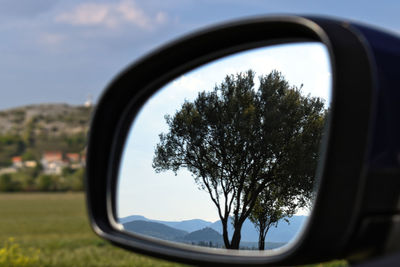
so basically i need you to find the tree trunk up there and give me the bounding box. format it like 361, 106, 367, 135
221, 220, 231, 249
258, 228, 266, 250
230, 229, 241, 249
258, 224, 270, 250
221, 218, 246, 249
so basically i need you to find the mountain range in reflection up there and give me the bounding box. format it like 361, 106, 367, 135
120, 215, 307, 249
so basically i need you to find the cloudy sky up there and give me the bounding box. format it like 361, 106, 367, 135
0, 0, 399, 110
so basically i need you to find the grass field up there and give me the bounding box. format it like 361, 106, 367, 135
0, 193, 346, 267
0, 193, 186, 267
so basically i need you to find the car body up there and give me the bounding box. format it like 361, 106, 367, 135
86, 15, 400, 266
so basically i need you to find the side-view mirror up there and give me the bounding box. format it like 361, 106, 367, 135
85, 15, 400, 266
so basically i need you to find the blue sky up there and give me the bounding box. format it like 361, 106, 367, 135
0, 0, 399, 110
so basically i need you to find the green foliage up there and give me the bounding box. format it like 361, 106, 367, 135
0, 135, 22, 146
8, 166, 41, 190
21, 150, 36, 161
0, 166, 84, 192
32, 133, 86, 156
0, 174, 12, 191
0, 135, 25, 166
36, 175, 54, 191
62, 166, 75, 176
34, 170, 84, 192
65, 133, 86, 150
10, 171, 33, 191
153, 70, 326, 249
18, 174, 36, 192
247, 71, 327, 249
62, 168, 85, 191
249, 185, 298, 250
67, 168, 85, 191
22, 118, 36, 147
0, 174, 21, 192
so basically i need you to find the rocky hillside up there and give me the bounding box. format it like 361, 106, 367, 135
0, 103, 93, 166
0, 104, 92, 136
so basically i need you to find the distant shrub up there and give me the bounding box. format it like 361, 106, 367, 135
38, 174, 71, 191
36, 173, 81, 192
0, 238, 40, 267
0, 135, 25, 166
67, 168, 85, 191
21, 150, 36, 161
65, 133, 86, 148
36, 174, 54, 191
0, 174, 21, 192
0, 135, 21, 145
19, 175, 36, 192
0, 167, 85, 192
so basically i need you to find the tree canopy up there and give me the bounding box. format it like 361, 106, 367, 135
153, 70, 326, 249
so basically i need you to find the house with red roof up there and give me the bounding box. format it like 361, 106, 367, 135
12, 156, 23, 168
41, 151, 67, 174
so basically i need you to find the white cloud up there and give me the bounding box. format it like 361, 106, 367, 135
55, 0, 167, 30
155, 12, 167, 24
115, 1, 150, 29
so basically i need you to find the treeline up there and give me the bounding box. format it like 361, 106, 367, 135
0, 133, 87, 167
0, 167, 84, 192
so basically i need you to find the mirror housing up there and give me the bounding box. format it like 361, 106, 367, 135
86, 15, 400, 265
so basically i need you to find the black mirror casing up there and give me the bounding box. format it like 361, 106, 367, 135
85, 15, 400, 266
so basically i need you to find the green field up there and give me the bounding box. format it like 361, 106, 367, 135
0, 193, 346, 267
0, 193, 186, 267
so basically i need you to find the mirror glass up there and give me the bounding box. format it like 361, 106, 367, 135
116, 42, 331, 252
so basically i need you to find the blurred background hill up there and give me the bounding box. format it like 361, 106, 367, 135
0, 104, 92, 192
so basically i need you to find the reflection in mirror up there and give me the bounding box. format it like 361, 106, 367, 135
117, 42, 331, 251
